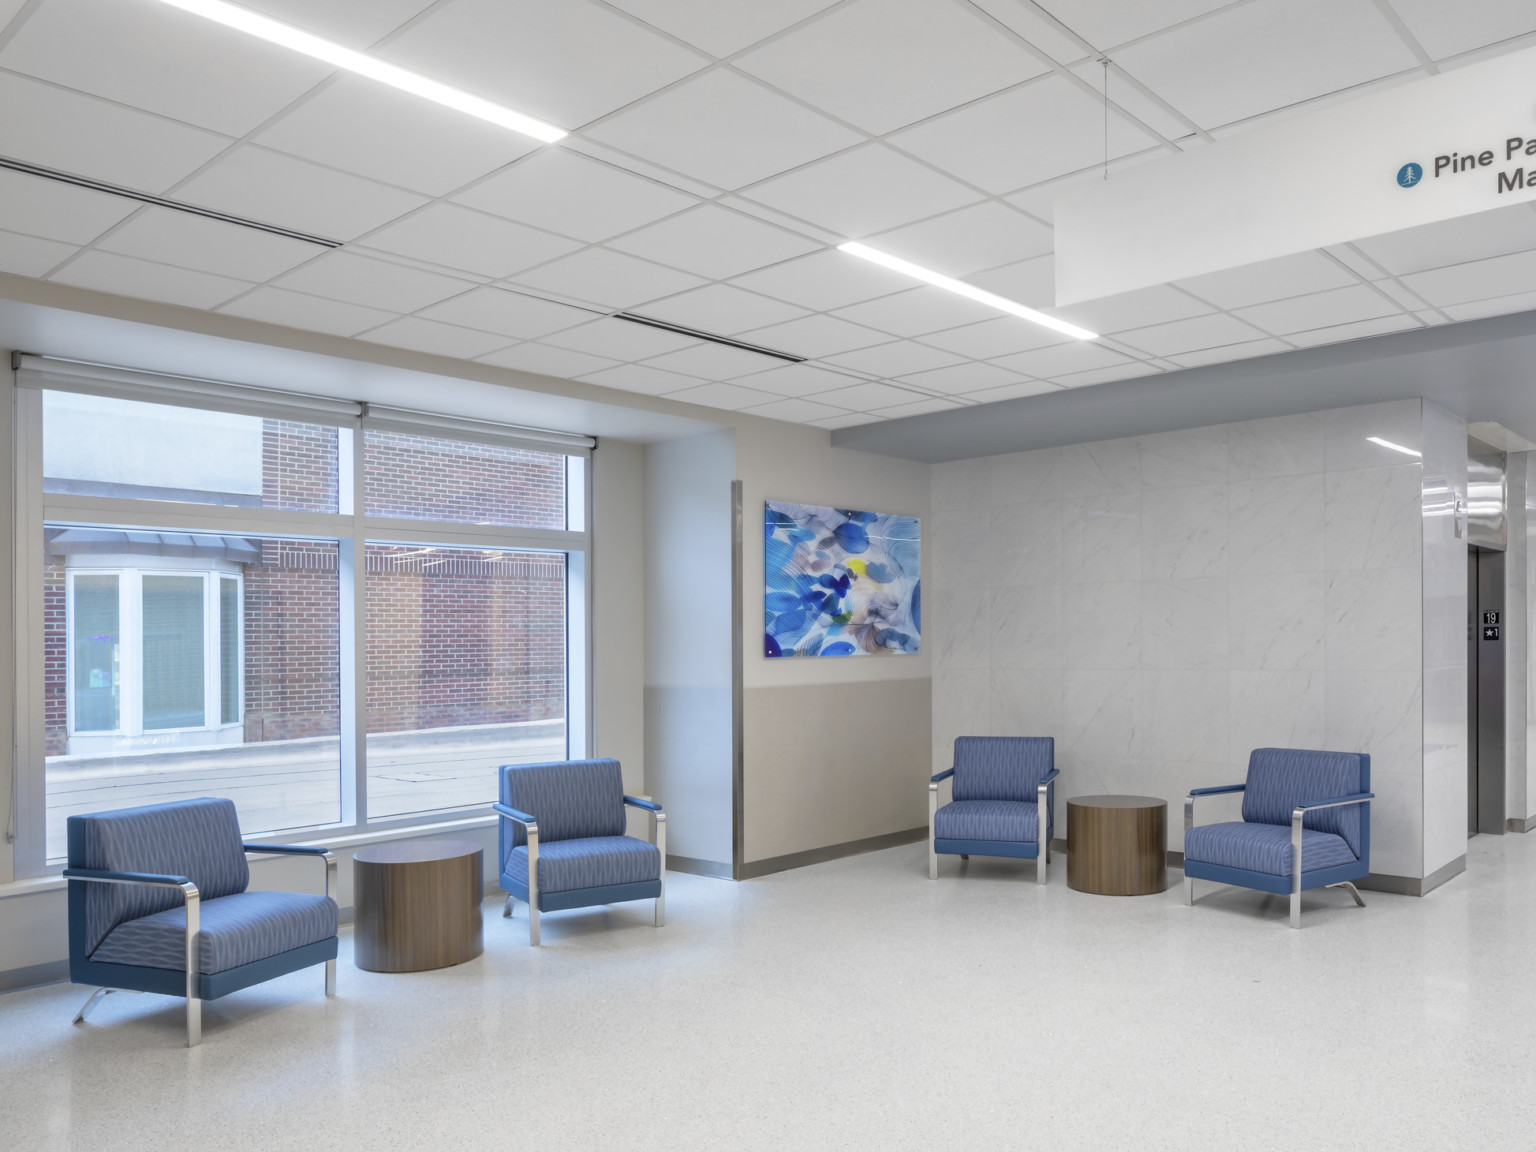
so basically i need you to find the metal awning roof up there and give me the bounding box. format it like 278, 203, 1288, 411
44, 528, 262, 563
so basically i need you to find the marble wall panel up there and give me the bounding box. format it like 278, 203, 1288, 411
1141, 578, 1227, 670
1228, 474, 1325, 575
1323, 399, 1423, 471
1324, 464, 1423, 570
992, 584, 1063, 670
1063, 580, 1141, 670
1139, 425, 1229, 489
1324, 568, 1423, 671
1141, 484, 1228, 578
987, 446, 1062, 504
1229, 572, 1325, 670
991, 500, 1062, 587
1059, 436, 1140, 495
1228, 670, 1326, 763
1228, 412, 1325, 480
1062, 492, 1141, 583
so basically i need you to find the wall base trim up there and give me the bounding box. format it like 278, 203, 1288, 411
666, 855, 733, 879
740, 827, 927, 880
1507, 815, 1536, 833
1357, 855, 1466, 897
0, 960, 69, 994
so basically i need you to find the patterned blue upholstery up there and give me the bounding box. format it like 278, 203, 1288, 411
504, 836, 660, 894
1241, 748, 1366, 855
952, 737, 1054, 801
1184, 821, 1357, 877
89, 891, 337, 974
934, 800, 1038, 842
68, 797, 250, 955
499, 759, 626, 847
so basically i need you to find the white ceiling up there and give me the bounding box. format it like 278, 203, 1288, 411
1, 0, 1534, 431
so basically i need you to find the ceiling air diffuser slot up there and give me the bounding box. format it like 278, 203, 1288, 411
614, 312, 806, 364
0, 156, 343, 248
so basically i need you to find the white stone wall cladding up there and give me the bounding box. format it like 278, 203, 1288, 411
931, 399, 1431, 876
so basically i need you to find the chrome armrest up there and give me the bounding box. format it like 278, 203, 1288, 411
1036, 767, 1059, 884
493, 802, 542, 946
624, 795, 667, 860
1184, 783, 1247, 837
1289, 793, 1373, 928
243, 843, 337, 902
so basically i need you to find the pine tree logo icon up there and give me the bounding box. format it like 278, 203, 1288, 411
1397, 163, 1423, 188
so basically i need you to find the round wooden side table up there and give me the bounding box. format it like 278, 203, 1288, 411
1066, 795, 1168, 896
353, 839, 484, 972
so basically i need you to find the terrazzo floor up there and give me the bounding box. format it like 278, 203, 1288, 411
2, 833, 1534, 1150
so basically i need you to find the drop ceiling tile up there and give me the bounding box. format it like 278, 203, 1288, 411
1324, 243, 1391, 281
662, 381, 781, 410
738, 396, 854, 424
643, 342, 788, 382
872, 396, 965, 418
963, 380, 1064, 404
215, 286, 397, 336
1004, 147, 1171, 223
1233, 285, 1401, 336
812, 412, 883, 429
1111, 0, 1419, 130
963, 255, 1056, 310
51, 250, 253, 309
814, 380, 930, 411
728, 249, 914, 311
822, 341, 967, 377
358, 316, 512, 359
545, 317, 701, 359
891, 74, 1159, 194
729, 362, 872, 398
417, 286, 597, 339
585, 70, 861, 190
379, 0, 706, 129
273, 251, 475, 312
1165, 338, 1293, 368
742, 144, 983, 238
632, 283, 810, 335
992, 340, 1134, 377
241, 0, 436, 49
1387, 0, 1536, 59
175, 146, 430, 242
968, 0, 1091, 64
359, 204, 583, 278
1064, 59, 1195, 141
476, 342, 621, 378
255, 77, 539, 197
454, 149, 698, 242
1175, 251, 1360, 309
1114, 312, 1270, 356
832, 286, 1000, 337
0, 229, 74, 277
1035, 0, 1234, 49
507, 248, 706, 310
1050, 284, 1212, 335
1283, 313, 1421, 348
0, 168, 137, 244
580, 362, 705, 395
919, 316, 1070, 359
0, 0, 333, 136
1051, 361, 1161, 388
1441, 288, 1536, 321
867, 203, 1054, 278
894, 361, 1028, 396
737, 314, 889, 358
604, 205, 819, 280
0, 73, 231, 193
97, 207, 323, 281
1353, 204, 1536, 276
605, 0, 838, 57
737, 0, 1048, 133
1401, 247, 1536, 306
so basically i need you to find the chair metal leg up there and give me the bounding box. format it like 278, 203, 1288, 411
325, 958, 336, 997
1289, 889, 1301, 929
1183, 875, 1194, 906
654, 893, 665, 927
184, 881, 202, 1046
503, 894, 515, 918
1036, 844, 1047, 885
73, 987, 111, 1024
186, 996, 201, 1047
960, 854, 969, 860
654, 813, 666, 927
1290, 807, 1304, 929
928, 781, 939, 880
1329, 881, 1366, 907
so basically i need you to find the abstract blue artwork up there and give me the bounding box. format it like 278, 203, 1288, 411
764, 501, 921, 658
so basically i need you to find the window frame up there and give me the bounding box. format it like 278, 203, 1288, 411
10, 377, 593, 875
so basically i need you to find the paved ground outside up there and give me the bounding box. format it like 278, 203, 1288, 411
44, 720, 565, 859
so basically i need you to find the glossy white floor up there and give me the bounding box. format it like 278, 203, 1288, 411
3, 833, 1535, 1151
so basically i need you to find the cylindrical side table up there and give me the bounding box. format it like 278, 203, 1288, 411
1066, 795, 1168, 895
353, 839, 484, 972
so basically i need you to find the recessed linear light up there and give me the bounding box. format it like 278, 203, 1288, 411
1367, 436, 1422, 458
0, 155, 341, 247
150, 0, 566, 144
837, 241, 1098, 341
614, 313, 806, 364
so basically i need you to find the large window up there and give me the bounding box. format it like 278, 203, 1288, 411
14, 372, 589, 870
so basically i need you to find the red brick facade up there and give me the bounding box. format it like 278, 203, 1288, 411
364, 429, 566, 528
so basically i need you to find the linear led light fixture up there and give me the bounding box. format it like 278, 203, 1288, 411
0, 156, 341, 246
837, 241, 1097, 341
150, 0, 566, 143
1367, 436, 1422, 458
614, 313, 806, 363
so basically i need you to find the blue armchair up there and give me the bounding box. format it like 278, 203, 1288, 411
494, 758, 665, 947
64, 797, 338, 1046
1184, 748, 1374, 928
929, 737, 1058, 884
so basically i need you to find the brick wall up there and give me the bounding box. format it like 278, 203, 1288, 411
243, 540, 341, 742
44, 562, 65, 757
364, 429, 566, 527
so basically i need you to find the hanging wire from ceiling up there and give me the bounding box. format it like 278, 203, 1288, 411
1101, 57, 1111, 181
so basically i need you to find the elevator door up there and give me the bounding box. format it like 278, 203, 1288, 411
1468, 548, 1505, 836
